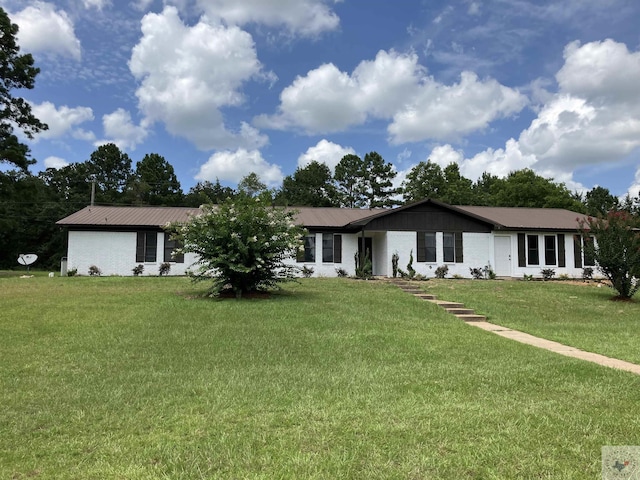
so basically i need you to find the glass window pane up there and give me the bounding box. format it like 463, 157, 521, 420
425, 233, 436, 262
443, 232, 454, 263
527, 235, 539, 265
544, 235, 556, 265
322, 233, 333, 263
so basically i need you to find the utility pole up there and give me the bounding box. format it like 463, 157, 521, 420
90, 176, 96, 206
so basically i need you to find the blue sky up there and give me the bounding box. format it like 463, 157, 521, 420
4, 0, 640, 198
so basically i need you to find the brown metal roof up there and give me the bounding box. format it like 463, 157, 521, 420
455, 205, 588, 230
292, 207, 385, 227
56, 206, 201, 227
56, 202, 587, 232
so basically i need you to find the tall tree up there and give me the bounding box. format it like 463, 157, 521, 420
237, 172, 267, 198
86, 143, 132, 204
584, 186, 619, 216
441, 163, 474, 205
492, 169, 583, 210
402, 160, 446, 203
334, 154, 367, 208
580, 211, 640, 299
363, 151, 398, 208
278, 161, 338, 207
620, 192, 640, 216
0, 8, 48, 171
129, 153, 182, 205
472, 172, 505, 206
184, 179, 235, 207
0, 170, 63, 269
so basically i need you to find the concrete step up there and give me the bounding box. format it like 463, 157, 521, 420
415, 294, 437, 300
432, 301, 464, 309
456, 314, 487, 322
445, 308, 475, 315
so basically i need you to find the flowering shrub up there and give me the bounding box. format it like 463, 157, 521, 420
167, 194, 304, 298
579, 210, 640, 299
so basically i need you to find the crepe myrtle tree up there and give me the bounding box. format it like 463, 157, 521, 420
579, 210, 640, 300
167, 193, 305, 298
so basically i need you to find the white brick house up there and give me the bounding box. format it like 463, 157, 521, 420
57, 199, 594, 278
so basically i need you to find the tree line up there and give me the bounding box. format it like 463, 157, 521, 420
1, 142, 638, 270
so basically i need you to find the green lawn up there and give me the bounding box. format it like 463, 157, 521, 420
2, 276, 639, 479
424, 278, 640, 364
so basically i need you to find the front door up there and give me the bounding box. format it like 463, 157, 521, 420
358, 237, 373, 274
358, 237, 373, 266
494, 236, 512, 276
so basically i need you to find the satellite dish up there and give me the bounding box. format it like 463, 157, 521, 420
18, 254, 38, 266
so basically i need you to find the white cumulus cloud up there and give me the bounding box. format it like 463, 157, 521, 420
297, 139, 356, 172
30, 101, 94, 140
43, 156, 69, 169
389, 71, 528, 143
423, 39, 640, 194
130, 6, 269, 151
256, 49, 527, 143
179, 0, 340, 36
97, 108, 149, 150
195, 149, 283, 186
12, 2, 81, 60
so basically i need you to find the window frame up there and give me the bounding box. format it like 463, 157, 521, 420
322, 233, 342, 263
163, 234, 184, 263
443, 232, 455, 263
417, 231, 437, 263
136, 231, 158, 263
544, 235, 556, 266
297, 235, 316, 263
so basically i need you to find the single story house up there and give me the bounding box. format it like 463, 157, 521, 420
56, 199, 594, 278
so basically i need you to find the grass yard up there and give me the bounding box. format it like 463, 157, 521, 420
424, 278, 640, 365
2, 276, 640, 479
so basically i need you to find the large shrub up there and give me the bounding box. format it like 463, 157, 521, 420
169, 195, 304, 298
580, 211, 640, 299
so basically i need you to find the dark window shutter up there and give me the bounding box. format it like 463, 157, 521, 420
334, 235, 342, 263
417, 232, 426, 262
557, 234, 565, 267
136, 232, 145, 263
517, 233, 526, 267
573, 234, 582, 268
455, 232, 463, 263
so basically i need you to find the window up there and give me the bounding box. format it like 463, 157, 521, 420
297, 235, 316, 262
573, 234, 596, 267
417, 232, 462, 263
544, 235, 556, 265
443, 233, 455, 262
527, 235, 539, 265
417, 232, 436, 262
164, 235, 184, 263
322, 234, 342, 263
136, 231, 157, 262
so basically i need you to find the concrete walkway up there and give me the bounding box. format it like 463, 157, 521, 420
390, 279, 640, 375
469, 321, 640, 375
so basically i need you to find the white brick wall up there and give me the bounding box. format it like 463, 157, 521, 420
67, 229, 590, 279
67, 230, 197, 276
